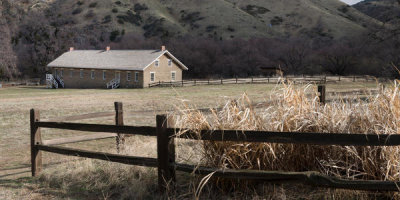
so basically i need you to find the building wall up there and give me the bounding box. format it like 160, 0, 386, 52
50, 53, 184, 89
51, 68, 144, 88
143, 54, 183, 87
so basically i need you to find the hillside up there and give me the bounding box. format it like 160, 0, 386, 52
0, 0, 19, 78
19, 0, 381, 40
354, 0, 400, 25
0, 0, 386, 78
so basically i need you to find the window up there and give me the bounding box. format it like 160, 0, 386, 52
168, 59, 172, 66
155, 59, 159, 67
135, 72, 139, 82
150, 72, 155, 82
127, 72, 131, 81
70, 70, 73, 78
80, 69, 83, 78
91, 70, 95, 79
171, 71, 176, 81
60, 70, 63, 77
103, 71, 106, 80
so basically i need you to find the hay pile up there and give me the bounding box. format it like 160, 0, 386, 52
174, 82, 400, 184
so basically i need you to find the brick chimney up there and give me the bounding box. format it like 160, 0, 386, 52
69, 47, 74, 51
106, 46, 111, 51
161, 45, 166, 51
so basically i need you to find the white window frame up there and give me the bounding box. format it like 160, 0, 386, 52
60, 69, 63, 77
134, 72, 139, 82
168, 59, 172, 67
155, 59, 159, 67
80, 69, 83, 78
150, 72, 155, 82
171, 71, 176, 81
127, 72, 131, 81
91, 70, 95, 79
103, 71, 106, 80
70, 70, 73, 78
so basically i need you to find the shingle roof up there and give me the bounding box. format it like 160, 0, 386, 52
47, 50, 188, 71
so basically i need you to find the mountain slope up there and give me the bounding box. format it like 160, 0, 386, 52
0, 0, 386, 78
15, 0, 381, 41
354, 0, 400, 25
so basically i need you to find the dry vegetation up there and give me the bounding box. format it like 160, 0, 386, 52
0, 82, 396, 199
174, 80, 400, 198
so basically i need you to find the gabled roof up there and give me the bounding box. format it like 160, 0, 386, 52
47, 50, 188, 71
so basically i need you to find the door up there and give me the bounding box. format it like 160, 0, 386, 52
115, 72, 121, 80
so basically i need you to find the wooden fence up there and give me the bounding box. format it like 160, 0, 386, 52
148, 75, 379, 88
31, 99, 400, 193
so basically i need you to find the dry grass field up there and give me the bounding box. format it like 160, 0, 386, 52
0, 81, 386, 199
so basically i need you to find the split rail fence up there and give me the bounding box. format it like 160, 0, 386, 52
148, 75, 378, 88
31, 99, 400, 193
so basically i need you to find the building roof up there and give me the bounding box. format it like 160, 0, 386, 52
47, 50, 188, 71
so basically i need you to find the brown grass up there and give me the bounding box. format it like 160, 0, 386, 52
0, 82, 392, 199
174, 81, 400, 195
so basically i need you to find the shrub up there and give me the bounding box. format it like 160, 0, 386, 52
109, 30, 120, 41
102, 15, 112, 23
116, 11, 142, 26
241, 5, 270, 16
134, 3, 148, 13
84, 10, 95, 19
72, 8, 82, 15
270, 16, 283, 25
89, 2, 97, 8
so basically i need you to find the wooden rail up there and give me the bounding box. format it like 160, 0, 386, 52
149, 77, 326, 87
148, 75, 381, 88
30, 100, 400, 193
174, 163, 400, 191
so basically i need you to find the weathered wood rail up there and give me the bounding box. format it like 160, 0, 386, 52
31, 100, 400, 193
148, 75, 380, 88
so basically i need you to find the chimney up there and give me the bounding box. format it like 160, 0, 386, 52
69, 47, 74, 52
106, 46, 111, 51
161, 45, 166, 51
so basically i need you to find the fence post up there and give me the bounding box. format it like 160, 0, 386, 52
208, 79, 210, 85
338, 76, 341, 82
236, 77, 238, 84
251, 77, 253, 84
353, 75, 355, 82
318, 85, 326, 105
221, 78, 223, 85
194, 80, 196, 86
30, 109, 42, 176
181, 80, 183, 87
115, 102, 124, 153
157, 114, 176, 193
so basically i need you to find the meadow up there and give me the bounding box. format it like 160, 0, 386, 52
0, 81, 388, 199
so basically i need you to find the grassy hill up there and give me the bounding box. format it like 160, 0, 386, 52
17, 0, 382, 40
